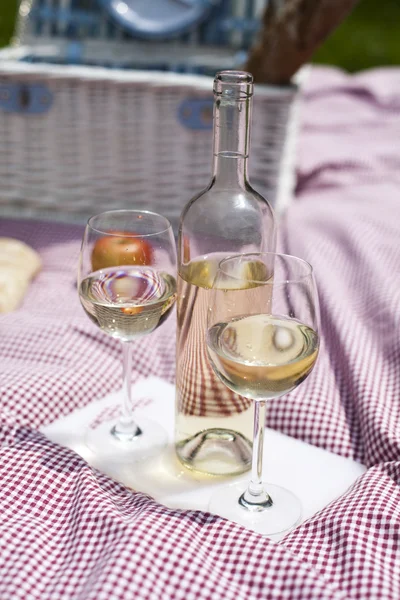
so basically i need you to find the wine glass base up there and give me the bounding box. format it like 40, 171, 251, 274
85, 417, 168, 463
209, 482, 301, 537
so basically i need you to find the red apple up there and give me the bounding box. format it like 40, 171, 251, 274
91, 230, 153, 272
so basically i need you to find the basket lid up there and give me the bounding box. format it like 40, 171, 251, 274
98, 0, 219, 39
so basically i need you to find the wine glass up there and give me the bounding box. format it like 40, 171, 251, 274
206, 252, 320, 536
78, 209, 177, 462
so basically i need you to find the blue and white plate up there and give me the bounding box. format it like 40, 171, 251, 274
98, 0, 219, 39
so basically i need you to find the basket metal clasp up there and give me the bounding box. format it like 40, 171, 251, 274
0, 83, 53, 114
178, 98, 213, 130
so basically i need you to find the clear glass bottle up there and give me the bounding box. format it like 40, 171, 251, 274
175, 71, 276, 476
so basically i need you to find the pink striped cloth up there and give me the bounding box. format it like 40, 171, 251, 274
1, 66, 400, 599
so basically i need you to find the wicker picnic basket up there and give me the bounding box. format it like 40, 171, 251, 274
0, 0, 302, 229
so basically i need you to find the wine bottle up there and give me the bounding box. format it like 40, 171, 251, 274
175, 71, 276, 476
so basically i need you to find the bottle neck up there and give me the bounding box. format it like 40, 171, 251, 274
211, 93, 252, 188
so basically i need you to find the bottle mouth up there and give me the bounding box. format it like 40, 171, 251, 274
213, 70, 254, 98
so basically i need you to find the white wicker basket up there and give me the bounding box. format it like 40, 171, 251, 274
0, 0, 305, 226
0, 59, 301, 228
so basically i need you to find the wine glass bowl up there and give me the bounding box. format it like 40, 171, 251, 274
78, 209, 177, 461
206, 252, 320, 536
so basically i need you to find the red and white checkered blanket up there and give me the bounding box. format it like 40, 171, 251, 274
1, 66, 400, 599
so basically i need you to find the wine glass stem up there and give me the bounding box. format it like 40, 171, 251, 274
111, 342, 142, 440
239, 400, 273, 510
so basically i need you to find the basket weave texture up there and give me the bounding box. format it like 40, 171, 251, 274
0, 1, 301, 225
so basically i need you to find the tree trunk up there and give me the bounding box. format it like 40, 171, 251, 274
245, 0, 360, 84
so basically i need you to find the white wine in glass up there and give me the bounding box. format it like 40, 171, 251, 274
206, 253, 320, 537
207, 314, 318, 400
80, 266, 176, 340
78, 210, 177, 462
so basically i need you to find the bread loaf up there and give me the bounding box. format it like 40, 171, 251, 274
0, 238, 42, 313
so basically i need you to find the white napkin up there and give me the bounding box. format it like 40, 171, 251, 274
42, 377, 366, 532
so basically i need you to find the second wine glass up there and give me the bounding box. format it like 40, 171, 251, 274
78, 209, 177, 462
206, 252, 320, 536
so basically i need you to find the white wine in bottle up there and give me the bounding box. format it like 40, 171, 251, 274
175, 71, 276, 476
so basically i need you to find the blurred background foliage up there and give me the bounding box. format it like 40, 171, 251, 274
1, 0, 399, 71
0, 0, 18, 48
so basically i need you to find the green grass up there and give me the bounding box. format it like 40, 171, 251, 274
0, 0, 18, 48
313, 0, 400, 71
1, 0, 399, 70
